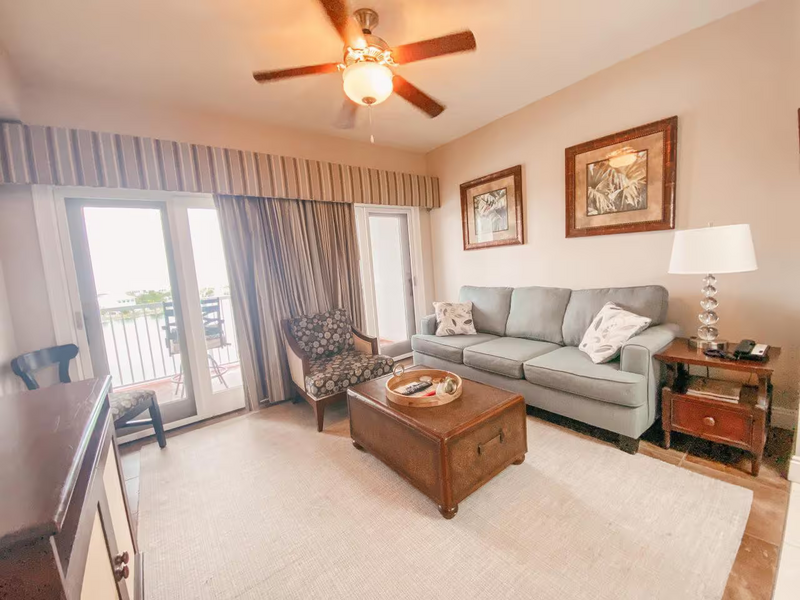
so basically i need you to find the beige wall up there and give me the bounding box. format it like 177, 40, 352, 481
0, 185, 55, 356
0, 260, 22, 396
426, 0, 800, 414
18, 86, 427, 175
0, 47, 20, 121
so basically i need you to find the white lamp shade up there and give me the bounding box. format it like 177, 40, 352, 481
668, 224, 757, 274
342, 62, 394, 106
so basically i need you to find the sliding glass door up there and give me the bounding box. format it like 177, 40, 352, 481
66, 196, 245, 427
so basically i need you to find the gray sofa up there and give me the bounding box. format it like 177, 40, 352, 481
411, 285, 680, 453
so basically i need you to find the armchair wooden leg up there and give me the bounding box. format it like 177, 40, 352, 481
149, 401, 167, 449
313, 401, 325, 432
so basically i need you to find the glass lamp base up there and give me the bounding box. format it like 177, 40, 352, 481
688, 337, 728, 351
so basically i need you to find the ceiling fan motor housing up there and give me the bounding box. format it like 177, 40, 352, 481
354, 8, 379, 34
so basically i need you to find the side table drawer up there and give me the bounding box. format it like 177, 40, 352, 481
672, 397, 753, 446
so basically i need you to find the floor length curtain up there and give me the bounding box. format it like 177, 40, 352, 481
214, 194, 364, 409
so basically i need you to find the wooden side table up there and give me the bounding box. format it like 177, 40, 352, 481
655, 338, 782, 476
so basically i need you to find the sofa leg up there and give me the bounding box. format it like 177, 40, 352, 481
618, 435, 639, 455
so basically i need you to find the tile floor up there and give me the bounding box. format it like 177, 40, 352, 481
120, 405, 795, 600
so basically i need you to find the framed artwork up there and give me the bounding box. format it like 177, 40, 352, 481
460, 165, 524, 251
565, 116, 677, 238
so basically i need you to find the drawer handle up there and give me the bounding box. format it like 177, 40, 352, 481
114, 551, 130, 566
477, 430, 505, 456
114, 564, 130, 581
702, 416, 716, 427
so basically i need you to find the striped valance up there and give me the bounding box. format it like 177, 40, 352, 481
0, 122, 440, 208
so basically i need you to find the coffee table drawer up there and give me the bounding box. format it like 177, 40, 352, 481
671, 397, 752, 446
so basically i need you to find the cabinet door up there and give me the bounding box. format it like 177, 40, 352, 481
103, 442, 136, 599
80, 509, 120, 600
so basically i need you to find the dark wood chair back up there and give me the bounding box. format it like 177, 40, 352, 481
10, 344, 79, 391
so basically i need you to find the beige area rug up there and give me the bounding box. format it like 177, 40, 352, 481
139, 402, 752, 600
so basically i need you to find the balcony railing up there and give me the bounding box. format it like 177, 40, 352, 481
100, 296, 239, 388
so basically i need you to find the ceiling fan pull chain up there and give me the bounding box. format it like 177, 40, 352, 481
368, 104, 375, 144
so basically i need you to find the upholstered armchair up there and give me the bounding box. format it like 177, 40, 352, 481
282, 308, 394, 431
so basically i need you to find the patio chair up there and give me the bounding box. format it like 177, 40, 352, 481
10, 344, 167, 448
283, 308, 394, 432
163, 298, 229, 394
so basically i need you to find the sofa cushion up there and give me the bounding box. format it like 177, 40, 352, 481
505, 286, 572, 345
562, 286, 668, 347
411, 333, 498, 363
458, 286, 513, 336
523, 346, 647, 407
464, 337, 560, 379
288, 308, 354, 358
305, 351, 394, 398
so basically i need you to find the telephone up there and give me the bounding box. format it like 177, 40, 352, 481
733, 339, 770, 361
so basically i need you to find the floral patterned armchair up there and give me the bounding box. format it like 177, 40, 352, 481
282, 308, 394, 431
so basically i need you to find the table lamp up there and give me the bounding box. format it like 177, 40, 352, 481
668, 224, 757, 350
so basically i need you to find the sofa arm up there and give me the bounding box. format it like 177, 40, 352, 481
352, 327, 378, 355
281, 321, 309, 391
621, 323, 680, 426
420, 314, 437, 335
620, 323, 681, 376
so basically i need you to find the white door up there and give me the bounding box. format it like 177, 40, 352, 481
356, 208, 417, 357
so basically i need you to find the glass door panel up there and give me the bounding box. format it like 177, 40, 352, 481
367, 213, 415, 357
68, 202, 196, 423
187, 208, 243, 398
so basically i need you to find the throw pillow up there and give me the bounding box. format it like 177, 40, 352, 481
433, 301, 477, 336
579, 302, 652, 364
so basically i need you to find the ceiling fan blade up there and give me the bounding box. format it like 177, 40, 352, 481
334, 99, 359, 129
253, 63, 340, 83
392, 75, 445, 118
391, 31, 476, 65
318, 0, 366, 48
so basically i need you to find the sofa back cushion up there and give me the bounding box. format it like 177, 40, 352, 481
287, 308, 354, 358
458, 286, 513, 336
504, 286, 572, 344
561, 286, 668, 347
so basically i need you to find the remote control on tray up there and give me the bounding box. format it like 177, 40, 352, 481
401, 381, 432, 395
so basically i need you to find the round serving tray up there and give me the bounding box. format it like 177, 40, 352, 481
385, 366, 463, 408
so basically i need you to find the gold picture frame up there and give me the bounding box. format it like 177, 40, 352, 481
460, 165, 524, 251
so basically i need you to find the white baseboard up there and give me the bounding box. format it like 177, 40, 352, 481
788, 455, 800, 483
771, 406, 798, 431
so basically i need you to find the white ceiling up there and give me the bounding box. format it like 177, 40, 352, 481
0, 0, 761, 152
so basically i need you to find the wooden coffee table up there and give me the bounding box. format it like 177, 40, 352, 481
347, 369, 527, 519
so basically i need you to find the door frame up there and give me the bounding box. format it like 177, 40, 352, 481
33, 186, 245, 441
354, 205, 428, 358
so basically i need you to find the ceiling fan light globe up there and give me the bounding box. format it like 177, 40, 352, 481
342, 62, 393, 106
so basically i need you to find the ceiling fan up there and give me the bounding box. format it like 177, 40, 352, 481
252, 0, 477, 128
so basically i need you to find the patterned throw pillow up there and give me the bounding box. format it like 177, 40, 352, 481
288, 308, 354, 358
579, 302, 652, 364
433, 301, 477, 337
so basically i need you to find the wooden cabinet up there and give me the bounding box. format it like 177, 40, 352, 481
0, 377, 143, 599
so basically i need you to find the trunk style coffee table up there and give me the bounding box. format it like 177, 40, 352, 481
347, 370, 527, 519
